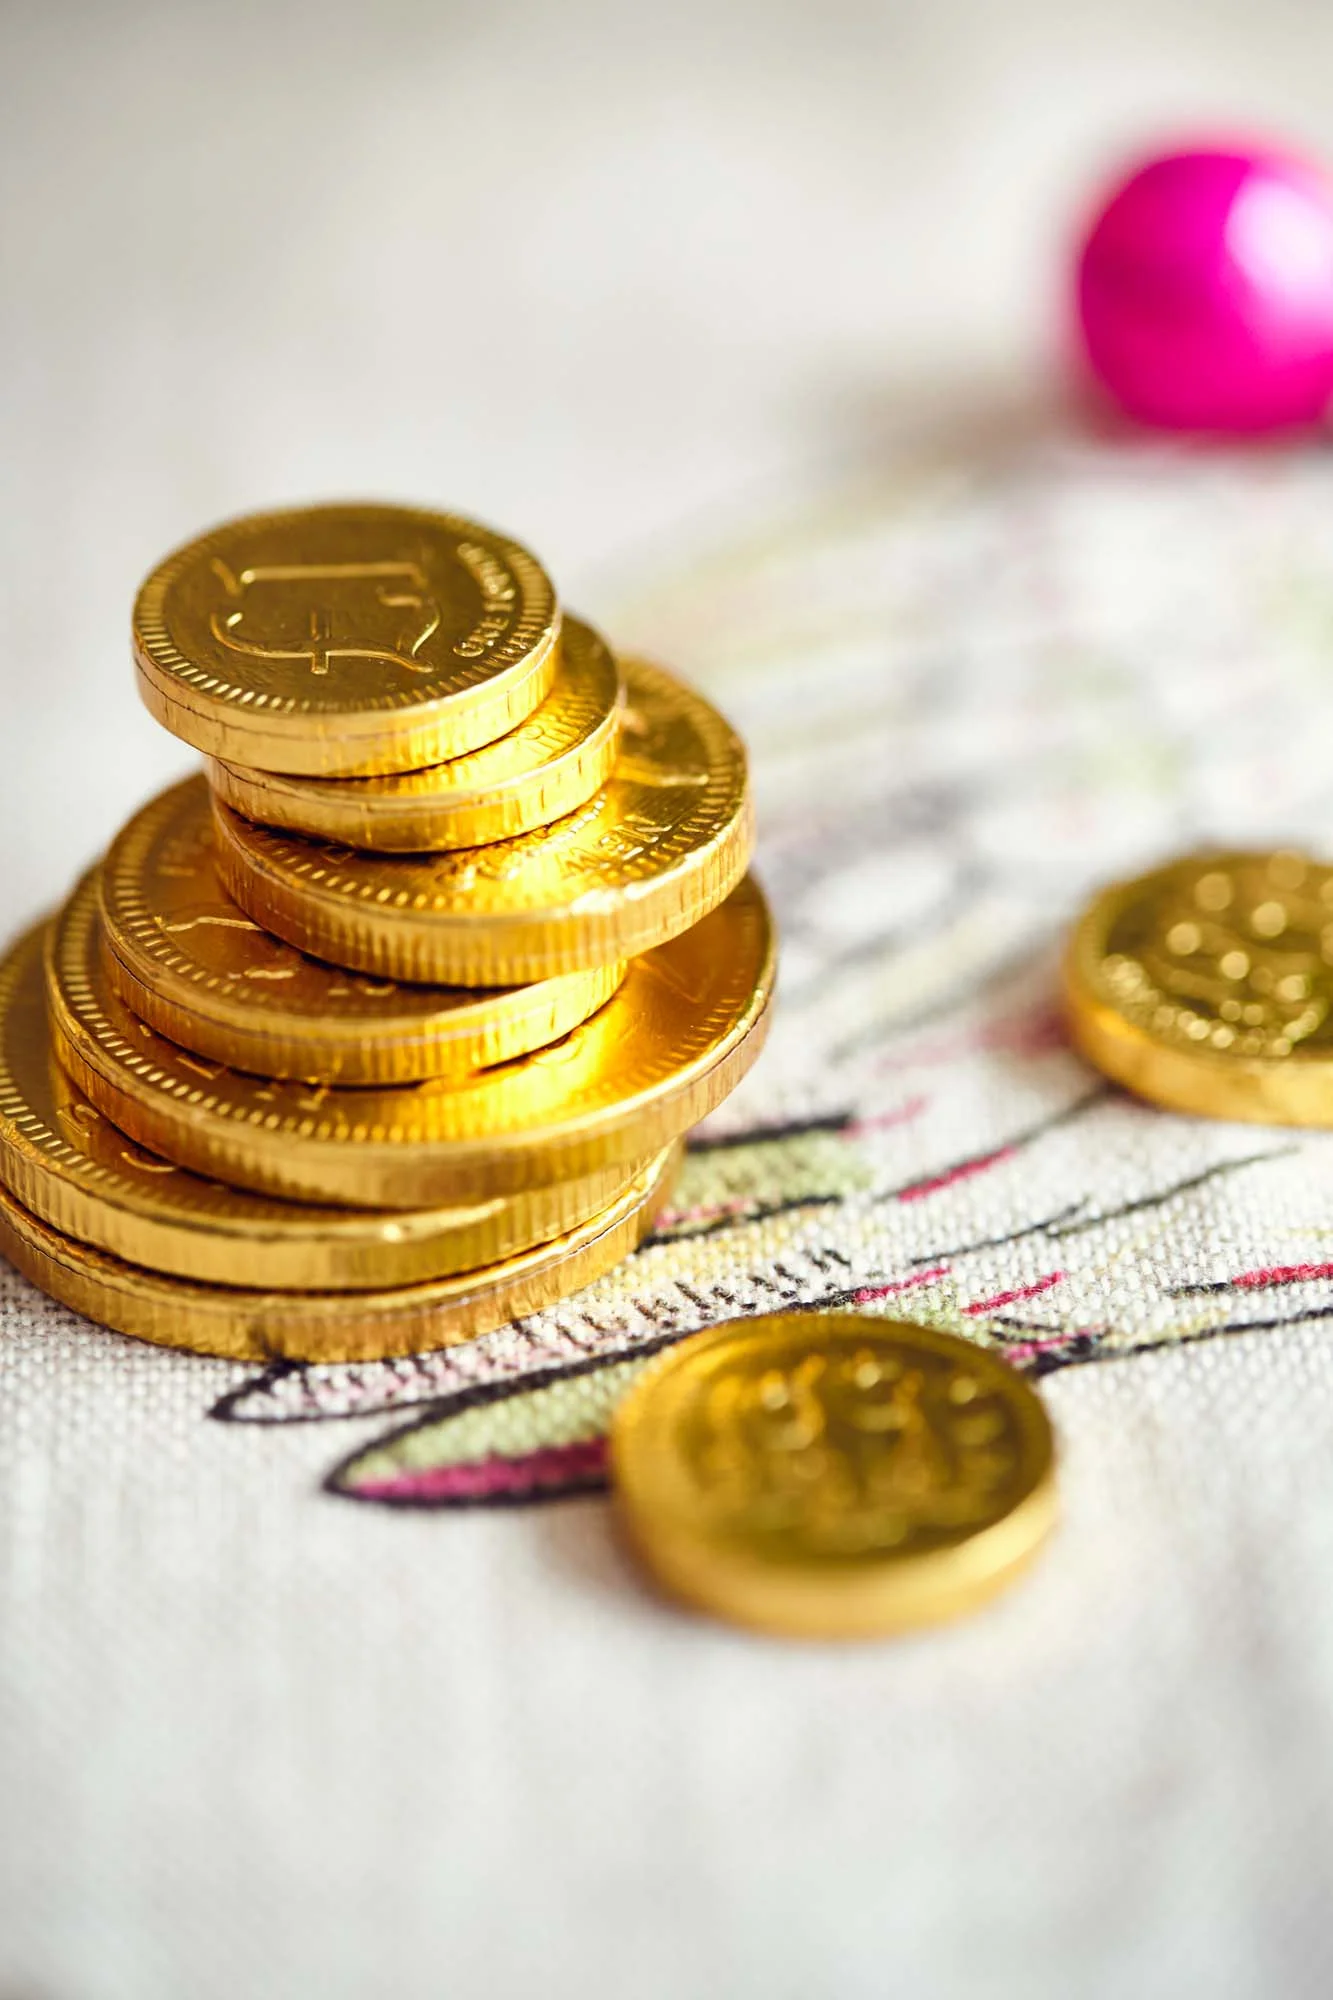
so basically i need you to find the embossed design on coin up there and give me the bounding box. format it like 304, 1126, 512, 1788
686, 1336, 1020, 1547
208, 554, 444, 676
208, 615, 624, 852
1105, 852, 1333, 1056
99, 776, 624, 1084
1067, 850, 1333, 1124
612, 1313, 1056, 1636
0, 921, 641, 1290
50, 871, 774, 1208
210, 658, 752, 986
0, 1146, 680, 1365
133, 503, 559, 775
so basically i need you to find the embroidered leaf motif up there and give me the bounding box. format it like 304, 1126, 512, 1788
182, 446, 1333, 1504
325, 1351, 657, 1508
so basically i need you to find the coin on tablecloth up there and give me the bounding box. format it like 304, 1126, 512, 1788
209, 658, 752, 987
0, 920, 647, 1291
98, 776, 624, 1084
208, 614, 624, 853
0, 1145, 679, 1364
49, 870, 774, 1208
1066, 849, 1333, 1124
133, 502, 559, 776
611, 1313, 1056, 1638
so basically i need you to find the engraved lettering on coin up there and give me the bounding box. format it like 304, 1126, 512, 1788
452, 541, 518, 660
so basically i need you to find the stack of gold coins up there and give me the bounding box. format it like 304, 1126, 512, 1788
0, 503, 774, 1365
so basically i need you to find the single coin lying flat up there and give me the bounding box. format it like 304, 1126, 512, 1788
133, 501, 559, 776
99, 776, 624, 1085
209, 658, 752, 987
1066, 848, 1333, 1124
612, 1312, 1057, 1638
209, 614, 624, 852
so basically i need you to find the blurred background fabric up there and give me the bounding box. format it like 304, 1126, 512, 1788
6, 3, 1333, 1997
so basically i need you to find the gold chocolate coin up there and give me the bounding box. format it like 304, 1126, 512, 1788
49, 872, 774, 1208
0, 920, 645, 1292
133, 502, 559, 776
612, 1313, 1057, 1639
1066, 849, 1333, 1124
208, 614, 623, 852
99, 777, 625, 1084
210, 658, 752, 987
0, 1146, 678, 1364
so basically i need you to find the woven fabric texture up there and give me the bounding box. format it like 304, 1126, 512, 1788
6, 441, 1333, 1998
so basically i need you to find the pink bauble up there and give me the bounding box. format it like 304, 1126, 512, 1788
1077, 145, 1333, 431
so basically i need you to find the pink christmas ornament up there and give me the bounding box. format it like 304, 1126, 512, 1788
1076, 144, 1333, 432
